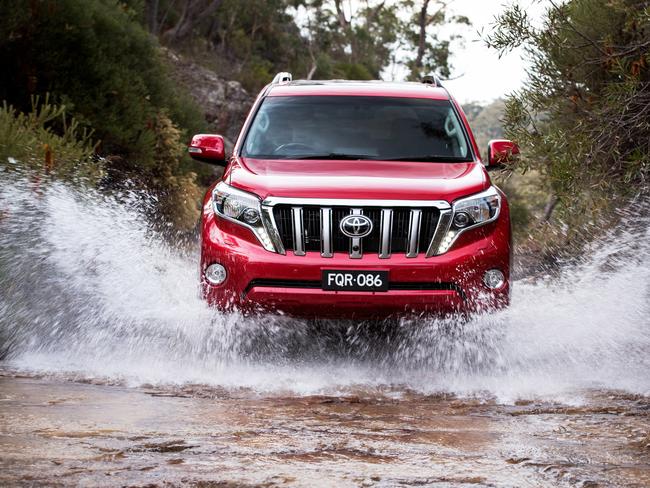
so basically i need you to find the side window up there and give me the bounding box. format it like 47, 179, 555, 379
444, 110, 468, 158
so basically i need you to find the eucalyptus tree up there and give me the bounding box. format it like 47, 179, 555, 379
486, 0, 650, 219
401, 0, 470, 80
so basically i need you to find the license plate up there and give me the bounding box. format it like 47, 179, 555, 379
322, 270, 389, 292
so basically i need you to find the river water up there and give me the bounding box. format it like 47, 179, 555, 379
0, 171, 649, 486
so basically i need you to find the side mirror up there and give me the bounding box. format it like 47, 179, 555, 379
188, 134, 227, 166
487, 139, 520, 169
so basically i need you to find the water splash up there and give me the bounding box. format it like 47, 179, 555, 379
1, 169, 649, 402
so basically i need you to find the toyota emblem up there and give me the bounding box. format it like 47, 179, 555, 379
340, 214, 373, 238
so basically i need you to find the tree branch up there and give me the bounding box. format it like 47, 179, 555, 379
548, 0, 608, 57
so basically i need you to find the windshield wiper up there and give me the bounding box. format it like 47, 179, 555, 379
293, 153, 375, 160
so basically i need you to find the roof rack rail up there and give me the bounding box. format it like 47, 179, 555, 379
272, 72, 293, 84
421, 74, 442, 87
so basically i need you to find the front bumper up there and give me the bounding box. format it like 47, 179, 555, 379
200, 202, 511, 319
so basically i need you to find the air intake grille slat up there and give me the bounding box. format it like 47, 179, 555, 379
304, 207, 321, 251
332, 208, 351, 252
392, 209, 411, 253
272, 204, 441, 258
274, 207, 293, 250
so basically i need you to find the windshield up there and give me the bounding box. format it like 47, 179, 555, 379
241, 96, 472, 161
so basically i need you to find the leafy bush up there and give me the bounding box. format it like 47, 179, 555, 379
486, 0, 650, 224
0, 96, 100, 181
0, 0, 207, 229
0, 0, 204, 162
147, 110, 203, 231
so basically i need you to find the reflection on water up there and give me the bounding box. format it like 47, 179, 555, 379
1, 374, 649, 487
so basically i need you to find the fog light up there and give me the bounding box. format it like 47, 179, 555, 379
205, 263, 227, 285
483, 269, 505, 289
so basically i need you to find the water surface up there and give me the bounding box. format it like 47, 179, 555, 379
1, 171, 649, 486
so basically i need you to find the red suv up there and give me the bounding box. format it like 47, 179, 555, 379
189, 73, 518, 318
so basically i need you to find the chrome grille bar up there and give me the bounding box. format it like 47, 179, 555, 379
350, 208, 362, 259
406, 209, 422, 258
291, 206, 305, 256
320, 207, 332, 257
379, 209, 393, 259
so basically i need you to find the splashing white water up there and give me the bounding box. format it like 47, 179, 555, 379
1, 170, 649, 403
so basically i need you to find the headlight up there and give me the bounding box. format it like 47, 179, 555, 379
437, 186, 501, 254
212, 182, 276, 252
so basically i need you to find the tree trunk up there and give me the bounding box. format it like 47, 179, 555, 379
163, 0, 223, 44
334, 0, 350, 30
306, 13, 318, 80
334, 0, 357, 60
415, 0, 430, 71
146, 0, 159, 34
542, 194, 559, 222
307, 42, 318, 80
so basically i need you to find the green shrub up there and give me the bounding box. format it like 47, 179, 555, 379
147, 110, 202, 230
486, 0, 650, 226
0, 0, 207, 230
0, 0, 204, 165
0, 96, 100, 181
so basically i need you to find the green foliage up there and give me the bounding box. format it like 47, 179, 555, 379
147, 111, 203, 229
150, 0, 465, 90
301, 0, 467, 82
0, 0, 473, 230
165, 0, 310, 91
0, 0, 207, 229
302, 0, 437, 82
402, 0, 471, 80
0, 0, 204, 163
486, 0, 650, 227
0, 96, 100, 181
463, 99, 550, 236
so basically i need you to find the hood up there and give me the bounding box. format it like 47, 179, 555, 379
226, 157, 490, 203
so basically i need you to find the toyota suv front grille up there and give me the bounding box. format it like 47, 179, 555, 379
264, 198, 452, 259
